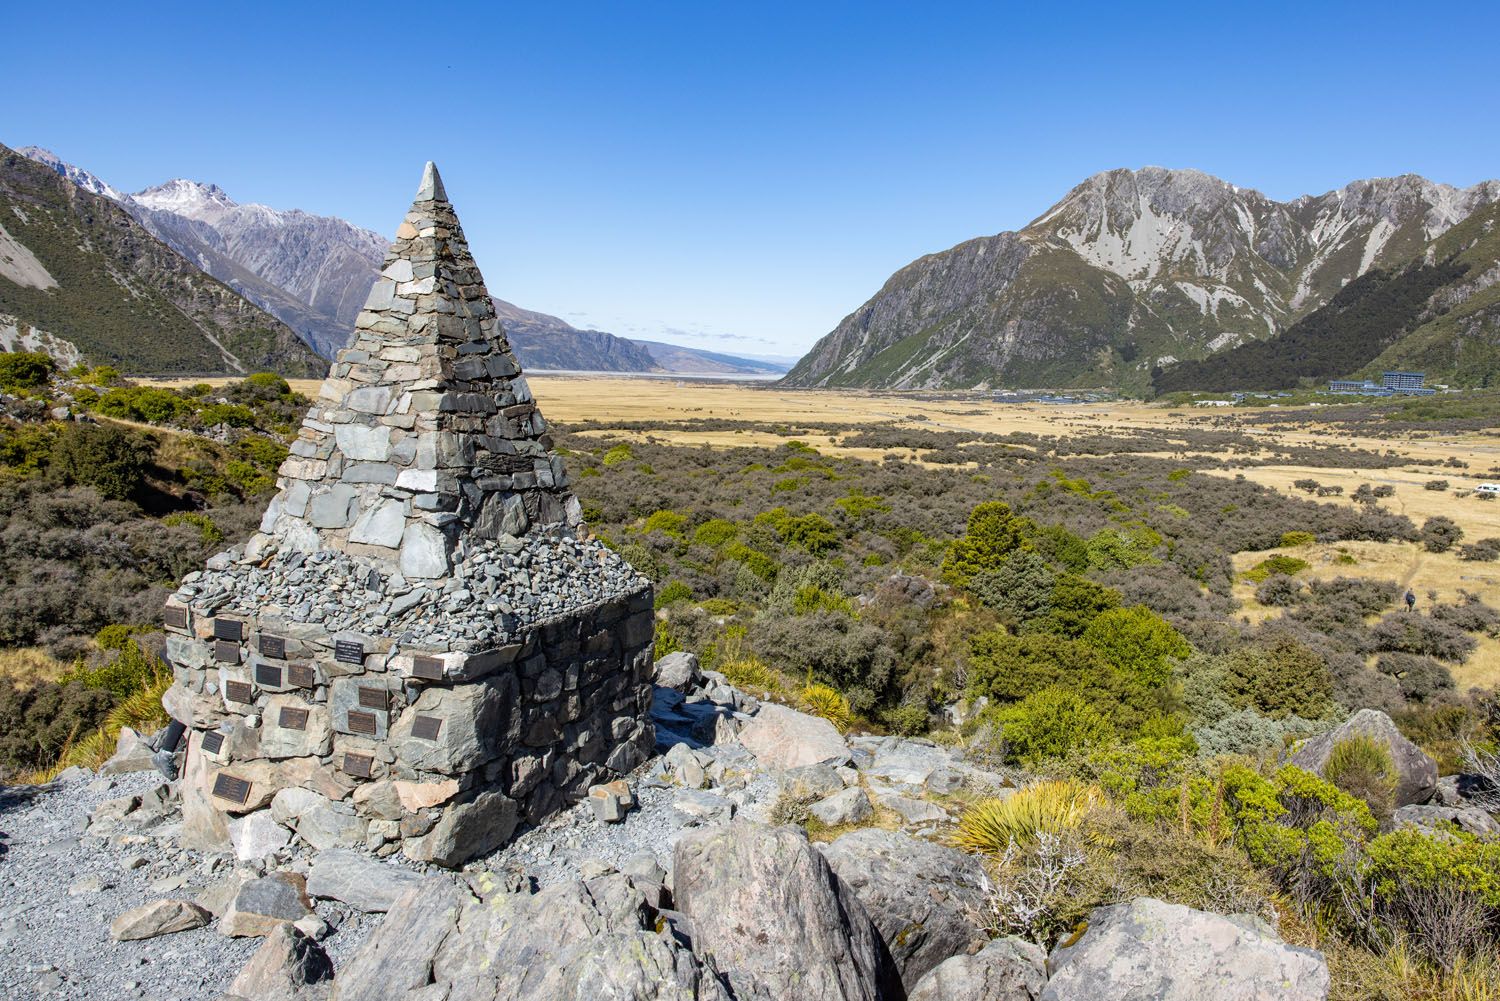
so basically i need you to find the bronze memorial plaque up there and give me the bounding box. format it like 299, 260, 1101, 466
215, 640, 242, 665
254, 663, 283, 688
411, 715, 443, 741
410, 655, 445, 682
258, 635, 286, 659
342, 752, 373, 778
279, 706, 309, 731
356, 687, 388, 711
200, 730, 225, 755
224, 680, 254, 704
334, 639, 363, 664
212, 772, 251, 805
163, 605, 188, 630
213, 618, 244, 642
346, 709, 378, 736
288, 663, 316, 689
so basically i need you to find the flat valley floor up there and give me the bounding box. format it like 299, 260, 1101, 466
160, 375, 1500, 689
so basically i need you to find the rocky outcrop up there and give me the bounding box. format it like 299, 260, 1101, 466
332, 871, 723, 1001
819, 829, 990, 990
1041, 897, 1330, 1001
1289, 709, 1438, 807
674, 821, 894, 1001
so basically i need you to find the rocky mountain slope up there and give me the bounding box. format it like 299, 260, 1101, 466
0, 144, 325, 376
20, 147, 783, 376
785, 167, 1500, 393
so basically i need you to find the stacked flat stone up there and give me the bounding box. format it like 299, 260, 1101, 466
159, 163, 654, 868
258, 160, 581, 579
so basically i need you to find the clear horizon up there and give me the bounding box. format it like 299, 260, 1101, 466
8, 0, 1500, 358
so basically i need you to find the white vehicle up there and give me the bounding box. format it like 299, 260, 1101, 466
1477, 484, 1500, 496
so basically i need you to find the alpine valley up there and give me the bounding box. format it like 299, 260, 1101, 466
11, 145, 785, 378
784, 167, 1500, 394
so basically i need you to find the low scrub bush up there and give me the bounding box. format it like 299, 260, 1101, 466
1244, 554, 1311, 583
1372, 614, 1477, 662
1421, 516, 1464, 554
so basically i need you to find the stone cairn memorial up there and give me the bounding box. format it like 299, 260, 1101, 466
159, 163, 655, 867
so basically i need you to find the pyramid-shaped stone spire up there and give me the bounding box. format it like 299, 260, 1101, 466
258, 162, 582, 579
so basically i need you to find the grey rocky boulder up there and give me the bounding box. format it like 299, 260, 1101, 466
819, 828, 989, 989
1288, 709, 1437, 807
655, 651, 701, 691
108, 898, 212, 941
1042, 897, 1330, 1001
306, 849, 425, 912
674, 820, 894, 1000
223, 924, 334, 1001
811, 787, 873, 826
780, 763, 847, 801
908, 936, 1047, 1001
1394, 803, 1500, 837
220, 871, 315, 938
738, 703, 851, 770
333, 870, 726, 1001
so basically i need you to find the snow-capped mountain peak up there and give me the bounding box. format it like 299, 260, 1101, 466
131, 178, 238, 222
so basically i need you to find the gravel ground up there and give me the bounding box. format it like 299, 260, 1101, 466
0, 736, 779, 1000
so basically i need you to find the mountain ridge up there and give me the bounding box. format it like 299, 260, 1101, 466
19, 147, 784, 377
785, 166, 1500, 393
0, 143, 324, 376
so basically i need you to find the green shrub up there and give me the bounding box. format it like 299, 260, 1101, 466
0, 351, 56, 392
1243, 554, 1311, 582
50, 423, 149, 500
779, 513, 840, 555
1041, 575, 1121, 637
162, 512, 224, 546
198, 402, 258, 428
792, 586, 853, 615
1080, 605, 1191, 686
990, 687, 1117, 765
883, 702, 930, 736
1085, 525, 1161, 571
601, 443, 634, 466
1280, 530, 1317, 547
942, 501, 1030, 585
93, 386, 196, 424
1211, 638, 1335, 720
654, 580, 693, 608
641, 509, 689, 539
693, 518, 739, 548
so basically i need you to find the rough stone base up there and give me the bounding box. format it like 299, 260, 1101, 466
166, 585, 654, 867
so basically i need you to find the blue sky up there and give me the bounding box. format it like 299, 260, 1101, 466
8, 1, 1500, 357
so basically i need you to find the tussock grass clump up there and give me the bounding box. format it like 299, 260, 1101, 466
1325, 733, 1399, 820
953, 779, 1105, 854
799, 683, 852, 732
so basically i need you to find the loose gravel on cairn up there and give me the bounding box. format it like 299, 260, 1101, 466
174, 532, 645, 652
